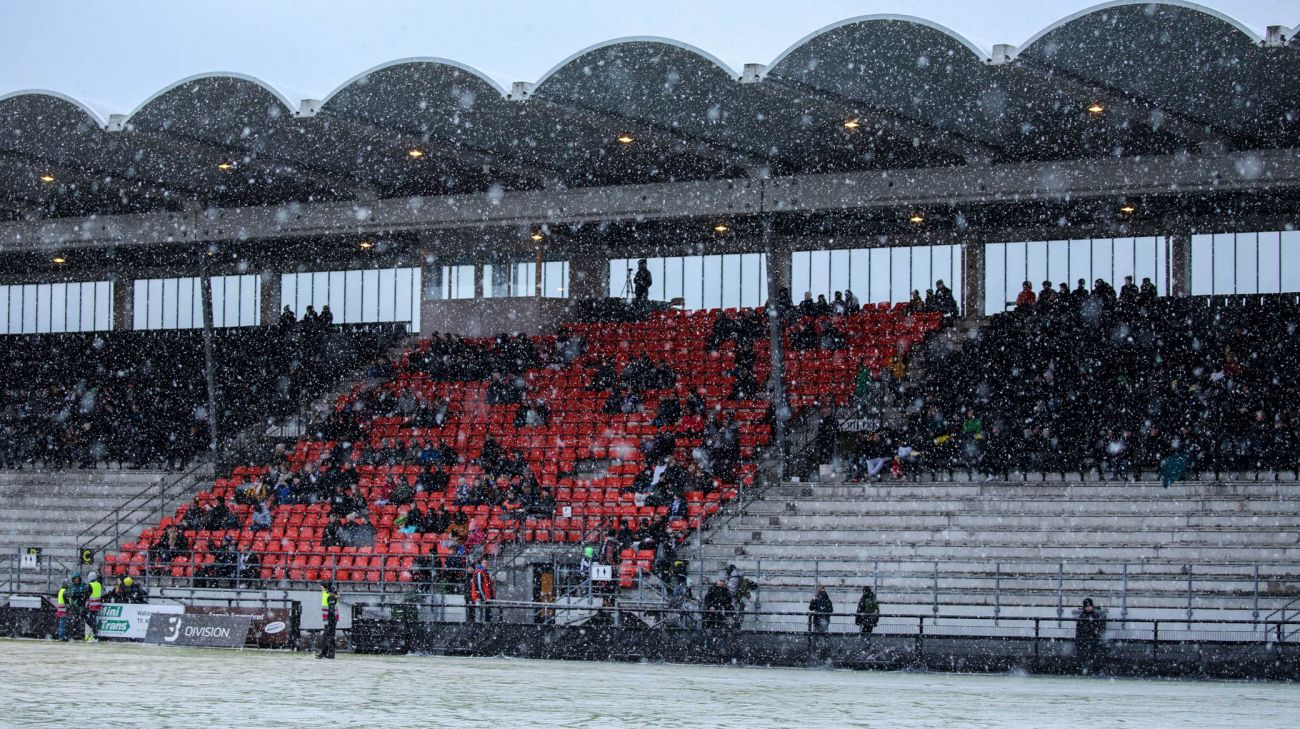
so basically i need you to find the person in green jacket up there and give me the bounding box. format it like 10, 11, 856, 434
854, 586, 880, 636
64, 574, 91, 641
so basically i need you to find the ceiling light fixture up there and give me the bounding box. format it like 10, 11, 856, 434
713, 224, 729, 233
39, 174, 55, 183
52, 256, 66, 264
1087, 102, 1105, 114
843, 118, 861, 129
1119, 203, 1136, 214
530, 231, 544, 242
359, 240, 374, 249
909, 213, 925, 224
407, 148, 425, 159
616, 134, 635, 144
216, 161, 234, 171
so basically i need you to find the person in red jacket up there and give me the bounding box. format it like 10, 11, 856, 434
1014, 281, 1036, 310
468, 559, 496, 624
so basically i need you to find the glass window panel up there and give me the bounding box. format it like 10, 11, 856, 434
1255, 231, 1280, 294
46, 283, 64, 333
1235, 233, 1258, 295
828, 249, 850, 298
984, 243, 1006, 313
0, 286, 10, 334
1212, 233, 1235, 295
848, 249, 870, 301
868, 248, 890, 306
721, 254, 741, 309
682, 256, 704, 310
790, 251, 811, 300
1190, 234, 1213, 295
888, 247, 910, 303
702, 255, 723, 310
1281, 231, 1300, 293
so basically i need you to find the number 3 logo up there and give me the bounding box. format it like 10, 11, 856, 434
164, 617, 181, 642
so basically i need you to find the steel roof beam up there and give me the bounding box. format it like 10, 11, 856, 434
0, 147, 1295, 253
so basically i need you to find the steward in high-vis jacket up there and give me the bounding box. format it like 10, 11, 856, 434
317, 580, 338, 659
85, 571, 103, 639
55, 581, 69, 641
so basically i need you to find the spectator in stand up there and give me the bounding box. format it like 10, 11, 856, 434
933, 280, 959, 317
633, 259, 652, 303
250, 500, 273, 532
1015, 281, 1036, 310
843, 289, 861, 313
149, 525, 189, 572
906, 290, 925, 313
808, 585, 834, 633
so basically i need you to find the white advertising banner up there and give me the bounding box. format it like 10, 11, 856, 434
96, 603, 185, 640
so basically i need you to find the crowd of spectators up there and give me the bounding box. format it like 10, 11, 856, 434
840, 279, 1299, 479
0, 313, 401, 470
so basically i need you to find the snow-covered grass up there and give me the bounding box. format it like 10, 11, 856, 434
2, 639, 1296, 728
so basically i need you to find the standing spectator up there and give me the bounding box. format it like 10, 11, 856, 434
702, 579, 732, 630
468, 559, 496, 624
1075, 598, 1106, 672
65, 573, 91, 641
933, 280, 959, 317
808, 585, 834, 634
317, 580, 338, 659
633, 259, 652, 302
854, 586, 880, 636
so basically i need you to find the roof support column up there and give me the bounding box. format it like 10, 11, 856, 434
473, 262, 485, 299
960, 241, 986, 317
1169, 232, 1192, 297
763, 217, 788, 482
111, 273, 133, 331
259, 269, 281, 326
417, 238, 442, 336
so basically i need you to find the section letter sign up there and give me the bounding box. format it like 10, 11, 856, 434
144, 613, 254, 648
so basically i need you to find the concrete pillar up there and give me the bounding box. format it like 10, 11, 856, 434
533, 245, 543, 299
568, 253, 609, 300
111, 273, 133, 330
766, 238, 792, 303
961, 241, 986, 317
473, 262, 485, 299
259, 269, 281, 326
1169, 232, 1192, 297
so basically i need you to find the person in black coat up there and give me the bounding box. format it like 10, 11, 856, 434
702, 579, 732, 629
633, 259, 652, 302
808, 585, 834, 633
854, 586, 880, 635
1075, 597, 1106, 671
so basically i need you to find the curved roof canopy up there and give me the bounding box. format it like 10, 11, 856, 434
0, 1, 1295, 222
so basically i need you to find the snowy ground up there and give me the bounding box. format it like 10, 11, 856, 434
2, 640, 1298, 728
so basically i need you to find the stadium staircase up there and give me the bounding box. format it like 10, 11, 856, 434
0, 465, 212, 595
694, 472, 1300, 632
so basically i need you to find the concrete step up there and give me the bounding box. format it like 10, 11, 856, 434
743, 497, 1299, 516
773, 482, 1298, 500
738, 513, 1300, 530
702, 542, 1300, 562
711, 527, 1300, 547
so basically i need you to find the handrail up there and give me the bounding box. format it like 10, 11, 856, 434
75, 460, 211, 555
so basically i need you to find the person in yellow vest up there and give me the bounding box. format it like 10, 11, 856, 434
85, 571, 103, 641
317, 580, 338, 659
55, 580, 69, 641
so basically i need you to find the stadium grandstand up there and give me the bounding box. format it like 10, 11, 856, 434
2, 1, 1299, 661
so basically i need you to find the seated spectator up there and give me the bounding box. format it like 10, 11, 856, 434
1015, 281, 1036, 309
514, 399, 551, 428
149, 524, 189, 569
321, 515, 345, 548
652, 395, 683, 426
250, 500, 273, 532
204, 499, 240, 531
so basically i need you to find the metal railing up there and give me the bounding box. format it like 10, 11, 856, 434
688, 556, 1298, 625
358, 599, 1300, 645
74, 460, 212, 558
